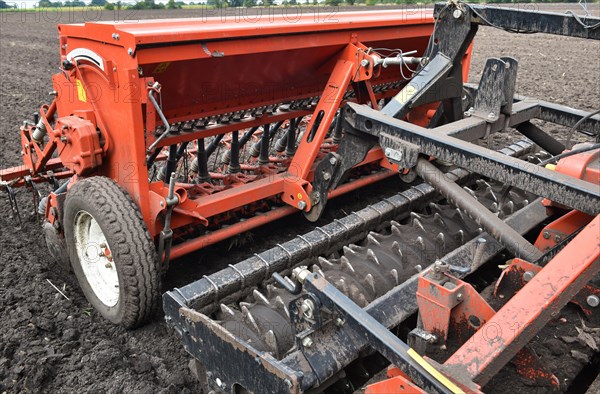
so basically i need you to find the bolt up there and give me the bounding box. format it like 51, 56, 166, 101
335, 317, 345, 327
49, 90, 57, 96
302, 336, 313, 348
300, 299, 315, 319
523, 271, 535, 282
111, 33, 120, 40
100, 242, 107, 248
453, 9, 463, 19
554, 234, 562, 243
329, 157, 337, 166
323, 172, 331, 181
105, 262, 112, 269
456, 293, 463, 301
127, 48, 134, 56
488, 112, 496, 119
543, 231, 550, 239
586, 295, 599, 308
160, 201, 165, 207
360, 59, 370, 67
297, 201, 307, 210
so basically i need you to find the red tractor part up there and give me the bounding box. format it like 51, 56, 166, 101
1, 9, 455, 327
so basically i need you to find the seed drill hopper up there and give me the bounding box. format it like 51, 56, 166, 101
1, 2, 600, 392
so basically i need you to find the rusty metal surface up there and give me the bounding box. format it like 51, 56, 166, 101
444, 216, 600, 386
345, 102, 600, 215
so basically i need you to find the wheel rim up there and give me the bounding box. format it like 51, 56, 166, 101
74, 210, 120, 307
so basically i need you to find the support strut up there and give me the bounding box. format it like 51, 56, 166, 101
414, 158, 543, 262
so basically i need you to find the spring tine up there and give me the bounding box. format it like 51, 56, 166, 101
26, 176, 42, 223
5, 184, 22, 226
390, 268, 399, 285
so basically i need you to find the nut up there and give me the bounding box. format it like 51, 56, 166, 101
329, 157, 337, 166
523, 271, 535, 282
543, 231, 550, 239
586, 295, 599, 308
453, 9, 463, 19
297, 201, 307, 210
301, 336, 313, 348
300, 299, 315, 319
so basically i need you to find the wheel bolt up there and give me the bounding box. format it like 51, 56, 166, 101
587, 295, 599, 308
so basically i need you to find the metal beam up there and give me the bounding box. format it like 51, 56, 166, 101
465, 4, 600, 40
344, 102, 600, 215
444, 215, 600, 385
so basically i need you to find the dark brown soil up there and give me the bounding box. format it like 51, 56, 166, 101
1, 4, 599, 393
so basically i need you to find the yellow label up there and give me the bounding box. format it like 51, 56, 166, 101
153, 62, 171, 74
297, 193, 303, 200
76, 79, 87, 103
394, 84, 418, 105
407, 348, 465, 394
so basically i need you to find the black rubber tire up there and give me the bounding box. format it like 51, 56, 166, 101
64, 176, 160, 329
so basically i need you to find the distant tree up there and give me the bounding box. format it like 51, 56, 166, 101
39, 0, 63, 6
129, 0, 164, 9
229, 0, 243, 6
167, 0, 181, 8
104, 1, 114, 9
91, 0, 107, 5
345, 0, 355, 4
365, 0, 377, 5
243, 0, 256, 6
0, 0, 10, 8
325, 0, 341, 5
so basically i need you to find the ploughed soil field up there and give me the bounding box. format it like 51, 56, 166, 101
1, 3, 599, 393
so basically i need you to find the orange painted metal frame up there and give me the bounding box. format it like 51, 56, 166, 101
443, 215, 600, 388
2, 10, 465, 261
